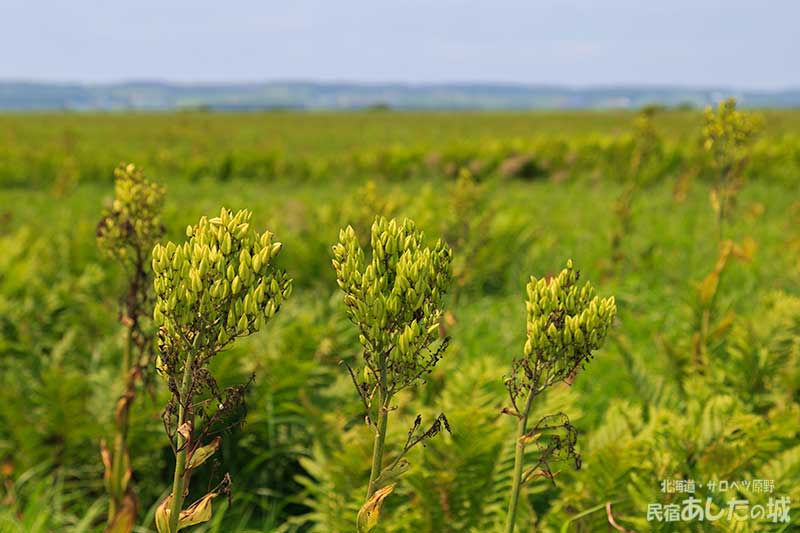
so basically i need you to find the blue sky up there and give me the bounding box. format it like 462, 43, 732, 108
1, 1, 797, 89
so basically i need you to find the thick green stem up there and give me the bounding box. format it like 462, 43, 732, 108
365, 352, 391, 501
366, 389, 390, 500
168, 349, 197, 533
108, 325, 133, 523
505, 389, 536, 533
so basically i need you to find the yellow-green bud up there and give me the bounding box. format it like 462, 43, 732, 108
520, 259, 615, 381
152, 208, 292, 362
332, 216, 452, 388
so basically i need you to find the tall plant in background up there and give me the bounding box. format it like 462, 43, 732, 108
96, 163, 165, 532
689, 99, 762, 372
151, 208, 292, 533
332, 217, 453, 532
609, 108, 661, 271
702, 97, 762, 241
691, 238, 756, 372
348, 181, 401, 248
504, 260, 615, 532
444, 168, 495, 298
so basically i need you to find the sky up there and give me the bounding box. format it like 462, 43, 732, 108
1, 0, 797, 90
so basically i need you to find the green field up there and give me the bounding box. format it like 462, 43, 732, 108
0, 109, 798, 532
2, 109, 800, 188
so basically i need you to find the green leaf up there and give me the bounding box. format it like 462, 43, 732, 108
187, 437, 221, 471
372, 459, 410, 490
177, 491, 218, 529
154, 496, 172, 533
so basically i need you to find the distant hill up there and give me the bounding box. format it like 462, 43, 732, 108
1, 81, 799, 110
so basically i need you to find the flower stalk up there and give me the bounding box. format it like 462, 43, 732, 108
505, 388, 536, 533
97, 163, 166, 532
366, 386, 390, 499
701, 98, 762, 241
609, 107, 660, 272
503, 260, 615, 532
332, 216, 453, 531
166, 345, 197, 533
152, 208, 292, 532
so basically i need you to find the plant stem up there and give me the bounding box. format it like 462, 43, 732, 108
108, 324, 133, 522
366, 355, 390, 501
168, 348, 197, 533
505, 388, 536, 533
366, 388, 389, 500
717, 183, 725, 243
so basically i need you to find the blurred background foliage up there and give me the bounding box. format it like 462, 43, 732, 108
0, 110, 798, 532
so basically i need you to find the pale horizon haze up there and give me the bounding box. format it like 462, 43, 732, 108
1, 0, 797, 90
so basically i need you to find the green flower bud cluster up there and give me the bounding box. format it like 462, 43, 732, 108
630, 108, 661, 173
523, 260, 616, 380
332, 216, 452, 386
97, 163, 166, 262
152, 208, 292, 357
702, 98, 762, 161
